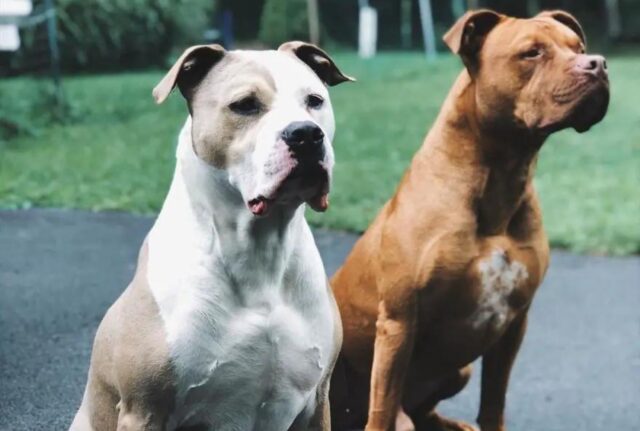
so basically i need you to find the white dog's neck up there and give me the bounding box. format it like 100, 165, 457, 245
148, 119, 307, 299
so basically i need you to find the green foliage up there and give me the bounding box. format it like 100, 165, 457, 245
259, 0, 309, 47
0, 53, 638, 255
0, 81, 76, 140
9, 0, 215, 73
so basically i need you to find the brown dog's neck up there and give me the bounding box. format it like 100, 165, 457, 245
415, 72, 546, 236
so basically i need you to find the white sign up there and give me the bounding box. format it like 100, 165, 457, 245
0, 0, 32, 52
358, 6, 377, 59
0, 25, 21, 51
0, 0, 32, 16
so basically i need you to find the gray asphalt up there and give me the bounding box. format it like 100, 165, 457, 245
0, 209, 638, 431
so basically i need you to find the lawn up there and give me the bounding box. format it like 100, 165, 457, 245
0, 53, 638, 255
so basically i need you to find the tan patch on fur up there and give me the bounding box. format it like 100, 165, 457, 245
72, 241, 176, 430
189, 53, 276, 169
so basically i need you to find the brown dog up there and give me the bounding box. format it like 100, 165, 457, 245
330, 10, 609, 431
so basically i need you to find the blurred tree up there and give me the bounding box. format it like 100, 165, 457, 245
307, 0, 320, 44
220, 0, 263, 42
259, 0, 309, 47
527, 0, 541, 16
6, 0, 217, 74
605, 0, 622, 39
401, 0, 412, 48
451, 0, 465, 17
318, 0, 358, 48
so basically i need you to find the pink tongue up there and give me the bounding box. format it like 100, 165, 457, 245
249, 199, 268, 216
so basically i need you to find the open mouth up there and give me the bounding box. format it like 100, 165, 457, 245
247, 162, 330, 216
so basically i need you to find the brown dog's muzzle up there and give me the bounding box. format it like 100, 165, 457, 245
574, 54, 608, 80
552, 54, 610, 133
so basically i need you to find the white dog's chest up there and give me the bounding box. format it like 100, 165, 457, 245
163, 292, 333, 430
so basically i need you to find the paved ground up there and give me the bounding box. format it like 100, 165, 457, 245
0, 209, 638, 431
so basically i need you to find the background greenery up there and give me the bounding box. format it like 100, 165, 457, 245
258, 0, 309, 47
225, 0, 640, 49
5, 0, 637, 76
1, 53, 638, 255
3, 0, 215, 74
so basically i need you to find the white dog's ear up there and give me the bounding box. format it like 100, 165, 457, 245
443, 9, 503, 73
278, 41, 355, 86
537, 10, 586, 45
153, 44, 226, 104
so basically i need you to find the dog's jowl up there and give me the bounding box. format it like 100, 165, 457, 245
70, 42, 352, 431
329, 10, 609, 431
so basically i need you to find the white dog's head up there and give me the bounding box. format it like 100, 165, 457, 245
153, 42, 353, 216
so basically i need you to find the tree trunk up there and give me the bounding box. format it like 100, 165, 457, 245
307, 0, 320, 45
418, 0, 436, 60
605, 0, 622, 40
401, 0, 411, 49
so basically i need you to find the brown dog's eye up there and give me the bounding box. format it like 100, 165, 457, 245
306, 94, 324, 110
229, 96, 262, 115
521, 47, 543, 59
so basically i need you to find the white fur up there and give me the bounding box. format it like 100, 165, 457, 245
228, 50, 335, 206
471, 249, 528, 330
146, 52, 339, 430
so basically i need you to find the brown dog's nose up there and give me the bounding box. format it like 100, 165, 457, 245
281, 121, 325, 154
575, 54, 608, 78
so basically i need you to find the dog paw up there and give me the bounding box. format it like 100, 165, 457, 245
426, 413, 478, 431
395, 407, 416, 431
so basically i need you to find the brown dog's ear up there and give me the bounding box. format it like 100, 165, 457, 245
443, 9, 503, 72
537, 10, 586, 45
278, 41, 355, 86
153, 44, 226, 104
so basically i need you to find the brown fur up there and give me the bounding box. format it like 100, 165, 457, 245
330, 10, 608, 431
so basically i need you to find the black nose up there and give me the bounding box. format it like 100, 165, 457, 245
281, 121, 325, 150
576, 54, 608, 78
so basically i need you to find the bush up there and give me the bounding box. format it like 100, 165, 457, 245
258, 0, 309, 47
0, 79, 75, 141
8, 0, 216, 74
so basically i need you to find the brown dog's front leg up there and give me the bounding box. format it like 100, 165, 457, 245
365, 298, 417, 431
477, 313, 528, 431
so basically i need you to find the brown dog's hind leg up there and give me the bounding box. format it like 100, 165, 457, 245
408, 365, 476, 431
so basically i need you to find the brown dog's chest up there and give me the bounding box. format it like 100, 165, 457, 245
414, 234, 546, 368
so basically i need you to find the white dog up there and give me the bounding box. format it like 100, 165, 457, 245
70, 42, 353, 431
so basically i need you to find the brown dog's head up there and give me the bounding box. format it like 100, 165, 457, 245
444, 9, 609, 135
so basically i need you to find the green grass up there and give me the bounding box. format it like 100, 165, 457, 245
1, 53, 638, 255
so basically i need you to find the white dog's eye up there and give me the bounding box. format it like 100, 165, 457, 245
229, 96, 262, 116
306, 94, 324, 110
